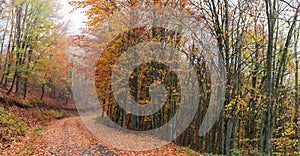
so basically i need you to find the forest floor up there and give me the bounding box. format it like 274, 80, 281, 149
11, 116, 203, 156
0, 87, 203, 155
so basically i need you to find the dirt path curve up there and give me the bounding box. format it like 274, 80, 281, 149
28, 116, 200, 156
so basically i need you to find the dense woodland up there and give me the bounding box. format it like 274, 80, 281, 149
0, 0, 72, 103
0, 0, 300, 155
70, 0, 300, 155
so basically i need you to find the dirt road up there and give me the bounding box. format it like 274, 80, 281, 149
25, 116, 200, 156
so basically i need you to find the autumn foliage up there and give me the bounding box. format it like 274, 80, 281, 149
69, 0, 300, 155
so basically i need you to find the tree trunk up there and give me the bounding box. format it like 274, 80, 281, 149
232, 118, 238, 149
262, 0, 277, 154
1, 8, 15, 86
40, 84, 45, 100
294, 21, 300, 153
225, 118, 233, 156
7, 71, 16, 95
0, 10, 10, 56
23, 77, 28, 99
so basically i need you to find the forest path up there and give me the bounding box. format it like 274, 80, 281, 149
27, 116, 201, 156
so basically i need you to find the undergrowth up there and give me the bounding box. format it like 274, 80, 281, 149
0, 106, 27, 142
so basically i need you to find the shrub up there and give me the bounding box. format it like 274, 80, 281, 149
230, 148, 242, 156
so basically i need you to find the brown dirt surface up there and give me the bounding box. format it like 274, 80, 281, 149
18, 116, 203, 156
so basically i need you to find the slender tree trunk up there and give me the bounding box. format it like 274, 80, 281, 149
0, 11, 10, 56
22, 48, 32, 99
262, 0, 277, 154
9, 4, 23, 97
294, 21, 300, 153
259, 111, 266, 153
225, 118, 233, 156
23, 77, 28, 99
232, 118, 238, 149
7, 71, 16, 95
41, 83, 45, 100
220, 112, 225, 154
1, 8, 15, 86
